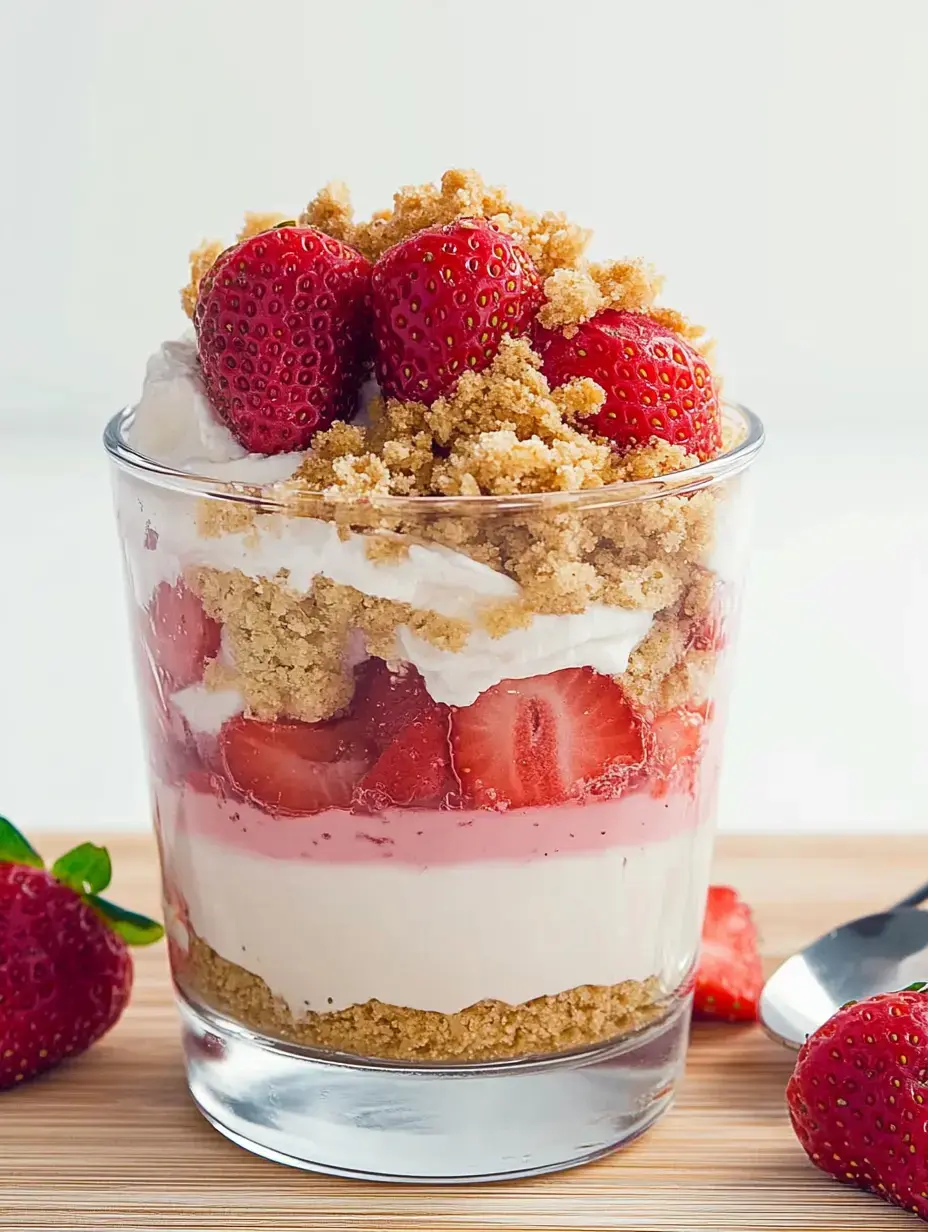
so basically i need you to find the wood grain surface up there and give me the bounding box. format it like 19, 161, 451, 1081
1, 833, 924, 1232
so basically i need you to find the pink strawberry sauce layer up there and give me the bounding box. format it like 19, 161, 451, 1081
168, 779, 707, 866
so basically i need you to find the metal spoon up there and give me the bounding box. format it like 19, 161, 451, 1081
759, 880, 928, 1049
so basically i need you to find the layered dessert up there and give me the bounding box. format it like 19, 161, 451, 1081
117, 169, 747, 1064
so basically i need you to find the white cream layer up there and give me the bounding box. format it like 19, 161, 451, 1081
126, 484, 654, 708
125, 338, 660, 706
161, 791, 713, 1016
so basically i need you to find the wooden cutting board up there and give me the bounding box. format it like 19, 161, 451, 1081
1, 833, 923, 1232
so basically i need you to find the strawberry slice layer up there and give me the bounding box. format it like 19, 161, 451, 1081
352, 659, 435, 752
451, 668, 644, 810
355, 706, 453, 810
146, 580, 221, 691
219, 716, 372, 816
693, 885, 763, 1022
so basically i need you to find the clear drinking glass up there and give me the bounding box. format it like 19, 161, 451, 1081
105, 403, 763, 1182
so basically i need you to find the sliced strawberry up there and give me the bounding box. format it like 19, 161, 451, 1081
146, 580, 221, 691
693, 885, 763, 1022
352, 659, 434, 751
355, 707, 453, 809
651, 706, 705, 766
219, 716, 372, 816
451, 668, 644, 810
132, 636, 200, 785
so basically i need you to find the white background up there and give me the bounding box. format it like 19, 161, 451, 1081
1, 0, 926, 834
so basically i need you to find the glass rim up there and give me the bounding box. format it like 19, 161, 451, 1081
103, 401, 764, 513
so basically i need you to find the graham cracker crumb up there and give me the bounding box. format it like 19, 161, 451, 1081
195, 498, 258, 540
536, 261, 663, 331
301, 168, 591, 279
188, 567, 469, 721
188, 569, 357, 723
184, 930, 666, 1062
589, 260, 663, 313
298, 181, 356, 245
289, 337, 617, 500
237, 211, 290, 241
364, 535, 410, 565
180, 239, 224, 320
536, 268, 604, 329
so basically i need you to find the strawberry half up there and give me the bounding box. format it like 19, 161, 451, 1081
355, 706, 453, 810
787, 985, 928, 1221
450, 668, 644, 810
146, 579, 221, 692
371, 217, 542, 405
195, 225, 371, 454
693, 885, 763, 1022
0, 818, 163, 1090
533, 309, 722, 460
218, 716, 372, 816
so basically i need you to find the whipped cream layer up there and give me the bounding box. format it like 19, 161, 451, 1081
126, 337, 683, 705
158, 782, 713, 1015
126, 483, 653, 707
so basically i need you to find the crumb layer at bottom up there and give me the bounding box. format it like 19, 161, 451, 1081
181, 929, 667, 1063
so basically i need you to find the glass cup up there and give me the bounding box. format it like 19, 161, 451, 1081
105, 404, 763, 1181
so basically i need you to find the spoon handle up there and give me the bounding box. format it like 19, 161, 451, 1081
892, 881, 928, 909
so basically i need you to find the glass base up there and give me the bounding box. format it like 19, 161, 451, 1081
178, 988, 691, 1183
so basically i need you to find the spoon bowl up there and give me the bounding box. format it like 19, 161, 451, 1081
760, 906, 928, 1050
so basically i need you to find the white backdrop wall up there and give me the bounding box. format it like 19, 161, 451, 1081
1, 0, 927, 835
2, 0, 927, 431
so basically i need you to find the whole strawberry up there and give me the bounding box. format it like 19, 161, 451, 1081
533, 309, 722, 460
0, 818, 163, 1090
371, 217, 542, 405
194, 225, 371, 454
787, 986, 928, 1221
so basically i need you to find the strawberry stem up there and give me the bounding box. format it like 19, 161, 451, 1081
0, 816, 43, 869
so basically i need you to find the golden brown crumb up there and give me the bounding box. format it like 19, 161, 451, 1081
536, 268, 604, 330
536, 261, 663, 332
180, 240, 225, 319
301, 168, 591, 278
184, 930, 665, 1062
195, 499, 258, 540
589, 260, 663, 313
236, 211, 290, 241
298, 181, 356, 244
189, 567, 469, 722
364, 535, 410, 565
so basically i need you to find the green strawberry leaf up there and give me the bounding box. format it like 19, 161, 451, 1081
0, 816, 43, 868
903, 981, 927, 992
52, 842, 112, 896
88, 895, 165, 946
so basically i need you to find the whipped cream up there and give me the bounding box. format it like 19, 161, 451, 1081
129, 493, 654, 709
171, 684, 245, 735
128, 339, 305, 484
126, 337, 657, 709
